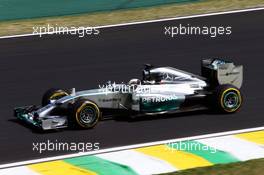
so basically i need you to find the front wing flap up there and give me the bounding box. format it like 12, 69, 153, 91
14, 105, 68, 130
14, 105, 42, 128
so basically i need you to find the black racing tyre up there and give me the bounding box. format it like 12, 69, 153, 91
42, 88, 69, 106
70, 99, 100, 129
213, 84, 242, 113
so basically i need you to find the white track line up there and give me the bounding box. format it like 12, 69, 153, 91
0, 126, 263, 169
0, 6, 264, 40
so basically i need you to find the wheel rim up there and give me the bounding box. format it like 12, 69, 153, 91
79, 106, 96, 124
223, 91, 240, 110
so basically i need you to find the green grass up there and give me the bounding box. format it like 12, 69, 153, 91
161, 158, 264, 175
1, 0, 264, 37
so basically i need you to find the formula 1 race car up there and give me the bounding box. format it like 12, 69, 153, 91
14, 59, 243, 130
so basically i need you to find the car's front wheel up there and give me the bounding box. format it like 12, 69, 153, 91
42, 88, 69, 106
70, 99, 101, 129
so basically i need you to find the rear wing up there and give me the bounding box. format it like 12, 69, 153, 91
201, 59, 243, 89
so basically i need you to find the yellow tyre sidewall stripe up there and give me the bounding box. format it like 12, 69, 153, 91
220, 88, 242, 113
28, 160, 97, 175
135, 145, 212, 170
76, 101, 100, 128
236, 131, 264, 145
49, 92, 68, 100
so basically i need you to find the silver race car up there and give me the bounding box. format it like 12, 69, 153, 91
14, 59, 243, 130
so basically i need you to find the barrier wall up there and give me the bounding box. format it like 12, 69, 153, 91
0, 0, 199, 21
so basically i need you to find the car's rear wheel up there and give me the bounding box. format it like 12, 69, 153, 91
70, 99, 101, 129
42, 88, 69, 106
214, 84, 242, 113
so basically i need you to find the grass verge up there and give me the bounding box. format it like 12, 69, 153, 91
0, 0, 264, 37
161, 158, 264, 175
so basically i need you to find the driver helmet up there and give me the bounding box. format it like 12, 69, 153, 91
128, 78, 141, 85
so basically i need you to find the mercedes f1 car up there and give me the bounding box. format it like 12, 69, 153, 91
14, 59, 243, 130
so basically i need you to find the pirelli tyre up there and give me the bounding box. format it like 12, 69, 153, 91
70, 99, 101, 129
42, 88, 69, 106
214, 84, 242, 113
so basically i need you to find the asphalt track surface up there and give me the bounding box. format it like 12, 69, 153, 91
0, 10, 264, 164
